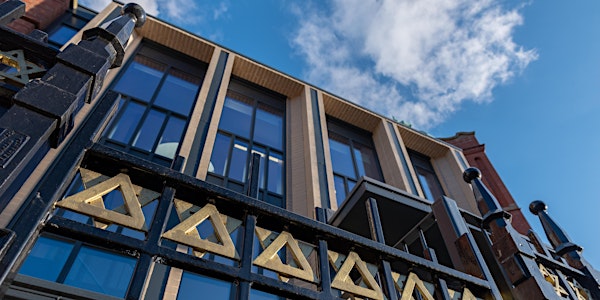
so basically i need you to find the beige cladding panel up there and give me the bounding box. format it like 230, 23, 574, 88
232, 57, 304, 98
432, 151, 479, 215
195, 52, 236, 180
287, 86, 321, 218
398, 126, 449, 158
322, 94, 380, 131
372, 120, 407, 191
138, 18, 214, 63
178, 47, 222, 172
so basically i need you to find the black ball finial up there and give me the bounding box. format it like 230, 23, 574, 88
463, 167, 481, 183
122, 3, 146, 28
529, 200, 547, 215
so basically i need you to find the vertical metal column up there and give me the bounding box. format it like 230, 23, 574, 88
365, 197, 398, 300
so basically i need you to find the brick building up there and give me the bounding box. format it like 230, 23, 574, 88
0, 1, 598, 299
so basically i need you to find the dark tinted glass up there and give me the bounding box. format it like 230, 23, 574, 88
156, 116, 186, 158
18, 236, 74, 281
219, 97, 252, 138
48, 26, 78, 46
108, 101, 145, 143
177, 272, 232, 299
328, 135, 355, 178
229, 139, 248, 182
113, 56, 166, 101
268, 152, 283, 195
210, 133, 231, 176
133, 109, 165, 151
254, 104, 283, 149
63, 247, 136, 298
154, 69, 201, 115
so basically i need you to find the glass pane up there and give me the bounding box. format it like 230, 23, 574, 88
418, 173, 434, 200
251, 146, 267, 189
219, 96, 252, 138
328, 135, 355, 178
107, 101, 145, 144
113, 56, 166, 101
64, 247, 136, 298
177, 272, 232, 300
250, 289, 281, 300
133, 109, 166, 151
156, 117, 186, 158
154, 69, 201, 115
209, 133, 231, 176
102, 189, 125, 210
18, 236, 74, 281
254, 104, 283, 150
267, 152, 283, 195
354, 142, 381, 180
48, 26, 78, 46
334, 175, 346, 207
228, 139, 248, 182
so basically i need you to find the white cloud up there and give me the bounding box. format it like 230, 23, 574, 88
78, 0, 207, 23
292, 0, 537, 129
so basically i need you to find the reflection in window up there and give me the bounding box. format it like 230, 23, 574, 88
207, 81, 286, 207
177, 271, 233, 299
327, 118, 383, 206
18, 236, 136, 298
103, 46, 206, 166
250, 289, 282, 300
45, 6, 96, 49
408, 150, 445, 201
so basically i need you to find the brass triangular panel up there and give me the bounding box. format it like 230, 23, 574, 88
329, 251, 383, 300
539, 264, 568, 297
0, 50, 45, 85
163, 203, 237, 259
55, 173, 146, 230
253, 228, 315, 282
399, 272, 435, 300
461, 288, 477, 300
568, 279, 590, 300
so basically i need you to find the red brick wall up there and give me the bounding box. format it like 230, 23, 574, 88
3, 0, 69, 34
442, 132, 532, 235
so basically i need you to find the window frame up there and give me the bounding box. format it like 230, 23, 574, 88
101, 42, 208, 167
206, 78, 287, 207
407, 149, 445, 201
326, 117, 383, 207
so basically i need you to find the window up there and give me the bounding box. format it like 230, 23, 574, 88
102, 45, 206, 166
207, 80, 285, 207
18, 235, 137, 298
327, 118, 383, 206
408, 150, 445, 201
177, 271, 234, 299
45, 6, 97, 49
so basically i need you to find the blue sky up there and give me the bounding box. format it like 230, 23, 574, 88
83, 0, 600, 267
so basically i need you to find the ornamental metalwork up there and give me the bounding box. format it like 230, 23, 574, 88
0, 49, 44, 85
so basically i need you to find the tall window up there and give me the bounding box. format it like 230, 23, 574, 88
207, 80, 285, 207
102, 45, 206, 166
327, 118, 383, 206
408, 150, 445, 201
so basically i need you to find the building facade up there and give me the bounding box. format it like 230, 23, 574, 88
0, 1, 598, 299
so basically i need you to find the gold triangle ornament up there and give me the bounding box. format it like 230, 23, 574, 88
539, 264, 568, 297
162, 204, 237, 259
55, 173, 146, 230
329, 251, 383, 300
0, 50, 45, 85
253, 227, 315, 283
396, 272, 435, 300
